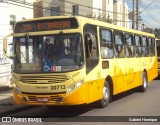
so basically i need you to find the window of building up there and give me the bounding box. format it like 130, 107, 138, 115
72, 4, 79, 15
100, 28, 114, 58
22, 17, 26, 20
51, 7, 60, 16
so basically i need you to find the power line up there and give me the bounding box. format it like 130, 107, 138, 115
141, 2, 160, 24
5, 0, 130, 18
139, 2, 159, 28
140, 0, 156, 14
140, 17, 154, 29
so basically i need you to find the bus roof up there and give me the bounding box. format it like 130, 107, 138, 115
15, 16, 155, 37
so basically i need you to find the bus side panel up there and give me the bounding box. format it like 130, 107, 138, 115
112, 57, 142, 95
113, 58, 127, 94
147, 57, 158, 82
87, 80, 98, 104
130, 57, 142, 88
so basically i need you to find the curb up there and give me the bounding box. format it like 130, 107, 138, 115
0, 86, 12, 93
0, 105, 35, 117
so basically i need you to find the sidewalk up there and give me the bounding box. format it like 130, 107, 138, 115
0, 88, 23, 116
0, 88, 13, 104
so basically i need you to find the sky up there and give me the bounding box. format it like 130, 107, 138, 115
126, 0, 160, 29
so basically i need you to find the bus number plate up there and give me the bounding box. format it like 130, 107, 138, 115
50, 85, 66, 90
36, 97, 49, 102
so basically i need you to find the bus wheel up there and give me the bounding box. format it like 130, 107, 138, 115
139, 72, 147, 92
96, 81, 110, 108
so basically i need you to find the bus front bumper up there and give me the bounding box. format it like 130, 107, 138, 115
13, 86, 87, 106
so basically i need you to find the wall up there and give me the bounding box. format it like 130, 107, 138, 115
122, 2, 129, 28
113, 0, 130, 28
92, 0, 102, 17
64, 0, 93, 16
34, 0, 94, 17
42, 0, 65, 17
105, 0, 113, 19
0, 2, 11, 87
0, 0, 34, 87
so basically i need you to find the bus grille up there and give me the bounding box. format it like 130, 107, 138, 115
27, 95, 65, 102
28, 96, 36, 101
19, 75, 69, 84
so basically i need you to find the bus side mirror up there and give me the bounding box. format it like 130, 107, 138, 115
3, 33, 13, 59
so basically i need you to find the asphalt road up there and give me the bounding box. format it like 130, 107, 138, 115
0, 77, 160, 125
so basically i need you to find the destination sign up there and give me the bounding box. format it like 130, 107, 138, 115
14, 18, 78, 33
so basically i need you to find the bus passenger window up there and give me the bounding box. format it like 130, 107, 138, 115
152, 39, 155, 56
84, 33, 98, 73
125, 33, 134, 57
100, 29, 114, 58
84, 24, 98, 73
85, 34, 92, 58
114, 31, 124, 58
135, 35, 142, 57
149, 38, 155, 56
142, 37, 149, 57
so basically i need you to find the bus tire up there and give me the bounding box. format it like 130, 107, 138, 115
96, 81, 111, 108
139, 72, 147, 92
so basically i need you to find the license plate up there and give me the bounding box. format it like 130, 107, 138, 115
36, 97, 49, 102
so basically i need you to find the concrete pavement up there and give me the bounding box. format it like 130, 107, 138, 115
0, 88, 24, 116
0, 88, 15, 116
0, 88, 35, 117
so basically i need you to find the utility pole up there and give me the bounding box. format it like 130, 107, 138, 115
132, 0, 135, 29
136, 0, 139, 30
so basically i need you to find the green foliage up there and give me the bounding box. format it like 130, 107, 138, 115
154, 28, 160, 38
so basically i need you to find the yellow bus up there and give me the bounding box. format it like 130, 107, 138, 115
3, 16, 157, 108
156, 39, 160, 75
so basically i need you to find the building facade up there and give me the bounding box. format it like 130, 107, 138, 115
0, 0, 34, 87
34, 0, 113, 21
113, 0, 129, 28
34, 0, 93, 17
34, 0, 129, 28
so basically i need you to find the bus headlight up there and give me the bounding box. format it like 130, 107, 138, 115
67, 80, 84, 94
76, 80, 84, 88
15, 86, 21, 94
67, 84, 75, 93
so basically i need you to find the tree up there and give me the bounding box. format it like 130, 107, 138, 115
154, 28, 160, 38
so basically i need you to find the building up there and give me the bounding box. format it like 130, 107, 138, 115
0, 0, 35, 87
113, 0, 129, 28
34, 0, 93, 17
33, 0, 114, 21
34, 0, 113, 21
33, 0, 129, 28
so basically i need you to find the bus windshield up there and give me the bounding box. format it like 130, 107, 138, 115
13, 33, 84, 73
